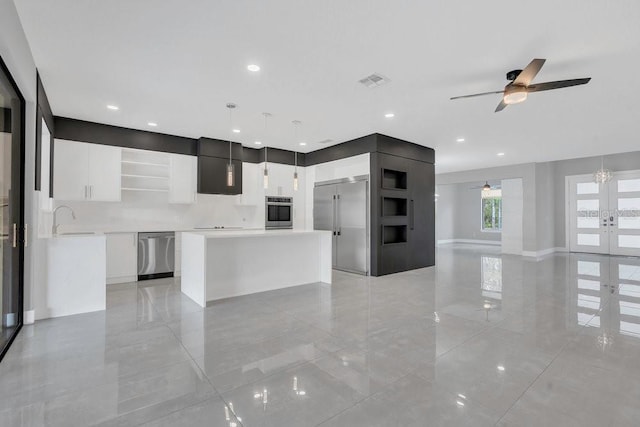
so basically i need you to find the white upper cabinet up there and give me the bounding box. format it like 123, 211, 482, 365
169, 154, 197, 204
54, 139, 121, 201
88, 143, 122, 201
53, 140, 90, 201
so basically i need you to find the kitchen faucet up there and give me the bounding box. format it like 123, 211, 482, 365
52, 205, 76, 235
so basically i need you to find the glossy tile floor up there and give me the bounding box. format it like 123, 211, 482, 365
3, 244, 640, 426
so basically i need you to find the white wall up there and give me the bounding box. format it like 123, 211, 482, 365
1, 0, 38, 317
437, 163, 539, 252
436, 181, 502, 244
501, 178, 523, 255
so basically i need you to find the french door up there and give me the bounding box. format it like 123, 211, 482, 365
0, 56, 25, 361
569, 171, 640, 256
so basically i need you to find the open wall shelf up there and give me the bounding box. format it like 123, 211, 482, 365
382, 225, 407, 245
382, 197, 407, 217
121, 148, 170, 194
382, 168, 407, 190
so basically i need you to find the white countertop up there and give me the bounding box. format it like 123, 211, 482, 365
54, 226, 263, 235
184, 229, 330, 239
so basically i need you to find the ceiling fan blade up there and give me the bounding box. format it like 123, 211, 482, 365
450, 90, 504, 100
513, 58, 546, 86
526, 78, 591, 92
495, 99, 508, 112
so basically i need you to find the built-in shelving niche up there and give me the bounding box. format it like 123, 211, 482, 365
382, 168, 407, 190
121, 148, 170, 199
382, 225, 407, 245
382, 197, 407, 217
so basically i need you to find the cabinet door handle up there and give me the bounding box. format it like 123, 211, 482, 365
90, 185, 93, 199
13, 223, 17, 248
24, 224, 28, 247
410, 199, 415, 230
84, 185, 88, 199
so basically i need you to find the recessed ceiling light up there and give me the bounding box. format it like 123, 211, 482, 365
384, 113, 395, 118
299, 142, 307, 146
247, 64, 260, 72
232, 129, 241, 133
254, 141, 262, 145
497, 365, 506, 371
497, 152, 505, 156
456, 138, 465, 143
147, 122, 158, 127
107, 105, 119, 111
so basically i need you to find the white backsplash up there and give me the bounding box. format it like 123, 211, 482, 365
51, 192, 263, 233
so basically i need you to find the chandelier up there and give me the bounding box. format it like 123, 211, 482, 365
593, 157, 612, 184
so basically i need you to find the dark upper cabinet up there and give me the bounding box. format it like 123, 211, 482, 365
197, 156, 243, 195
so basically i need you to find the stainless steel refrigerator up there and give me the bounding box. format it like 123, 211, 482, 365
313, 177, 369, 275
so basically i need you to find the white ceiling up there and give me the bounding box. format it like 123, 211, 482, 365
14, 0, 640, 173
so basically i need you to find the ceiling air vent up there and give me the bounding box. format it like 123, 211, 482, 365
358, 73, 391, 88
315, 139, 333, 144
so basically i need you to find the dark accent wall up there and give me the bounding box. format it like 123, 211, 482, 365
35, 72, 54, 193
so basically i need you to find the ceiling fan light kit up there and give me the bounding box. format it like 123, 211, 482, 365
503, 85, 528, 105
450, 58, 591, 112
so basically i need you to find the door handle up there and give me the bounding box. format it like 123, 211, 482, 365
12, 223, 17, 248
84, 185, 88, 199
89, 185, 93, 199
337, 229, 341, 236
24, 224, 28, 247
410, 199, 415, 230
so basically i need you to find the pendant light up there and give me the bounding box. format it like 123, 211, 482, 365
292, 120, 301, 191
226, 103, 237, 187
593, 156, 612, 184
482, 181, 491, 191
262, 113, 271, 189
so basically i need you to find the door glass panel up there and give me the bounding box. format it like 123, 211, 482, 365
577, 182, 599, 194
618, 178, 640, 193
577, 217, 600, 229
1, 59, 24, 359
618, 198, 640, 210
577, 234, 600, 246
618, 235, 640, 249
618, 216, 640, 230
577, 199, 599, 212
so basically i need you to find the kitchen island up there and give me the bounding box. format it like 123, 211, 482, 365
180, 229, 332, 306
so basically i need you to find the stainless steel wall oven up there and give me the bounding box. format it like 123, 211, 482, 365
265, 196, 293, 229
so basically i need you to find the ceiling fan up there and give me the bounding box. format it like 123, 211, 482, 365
450, 58, 591, 112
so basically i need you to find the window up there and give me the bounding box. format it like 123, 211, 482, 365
481, 189, 502, 231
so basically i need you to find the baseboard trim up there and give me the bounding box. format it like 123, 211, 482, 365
24, 310, 35, 325
522, 247, 567, 258
437, 239, 501, 246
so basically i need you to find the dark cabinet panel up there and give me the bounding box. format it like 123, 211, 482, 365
373, 152, 435, 276
408, 160, 435, 269
197, 156, 243, 195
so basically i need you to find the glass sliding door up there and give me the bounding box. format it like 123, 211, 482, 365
0, 55, 25, 361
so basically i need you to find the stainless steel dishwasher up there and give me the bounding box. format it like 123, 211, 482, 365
137, 232, 175, 280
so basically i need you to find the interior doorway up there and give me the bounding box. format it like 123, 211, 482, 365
0, 55, 25, 361
568, 171, 640, 256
